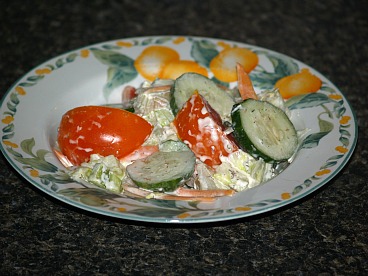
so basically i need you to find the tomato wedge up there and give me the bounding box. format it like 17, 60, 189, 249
57, 106, 153, 165
173, 92, 238, 167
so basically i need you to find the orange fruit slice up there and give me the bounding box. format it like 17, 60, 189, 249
159, 60, 208, 80
275, 68, 322, 99
210, 47, 259, 82
134, 46, 180, 81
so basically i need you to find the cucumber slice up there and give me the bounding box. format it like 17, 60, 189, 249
231, 99, 298, 162
171, 73, 235, 120
159, 140, 190, 152
126, 151, 195, 192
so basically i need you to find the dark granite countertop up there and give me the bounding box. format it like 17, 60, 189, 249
1, 0, 367, 274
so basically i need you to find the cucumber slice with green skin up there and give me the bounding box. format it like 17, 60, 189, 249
126, 151, 196, 192
171, 73, 235, 120
231, 99, 298, 163
159, 140, 190, 152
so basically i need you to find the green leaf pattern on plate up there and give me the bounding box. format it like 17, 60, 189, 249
250, 52, 299, 90
190, 39, 219, 68
90, 48, 138, 100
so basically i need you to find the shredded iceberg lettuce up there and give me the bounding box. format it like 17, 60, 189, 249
258, 89, 287, 111
211, 151, 274, 192
133, 86, 178, 145
64, 80, 301, 197
68, 154, 125, 193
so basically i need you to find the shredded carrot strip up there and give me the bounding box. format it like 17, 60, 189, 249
157, 194, 216, 203
123, 185, 216, 202
175, 187, 235, 197
120, 145, 159, 163
122, 185, 150, 198
236, 63, 258, 100
53, 148, 74, 168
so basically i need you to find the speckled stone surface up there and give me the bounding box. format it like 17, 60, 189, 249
1, 0, 367, 274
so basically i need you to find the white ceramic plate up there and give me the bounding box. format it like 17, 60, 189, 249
0, 36, 357, 223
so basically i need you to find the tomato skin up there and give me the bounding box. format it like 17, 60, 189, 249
57, 106, 152, 165
173, 92, 238, 167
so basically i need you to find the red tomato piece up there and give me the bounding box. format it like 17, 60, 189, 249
122, 85, 137, 103
57, 106, 152, 165
173, 92, 238, 167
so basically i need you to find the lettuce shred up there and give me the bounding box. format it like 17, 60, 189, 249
68, 154, 125, 193
196, 151, 274, 192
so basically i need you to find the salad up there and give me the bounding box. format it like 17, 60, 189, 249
55, 65, 300, 202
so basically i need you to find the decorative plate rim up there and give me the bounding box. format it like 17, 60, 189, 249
0, 35, 358, 223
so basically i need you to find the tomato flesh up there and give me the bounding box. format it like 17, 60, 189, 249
173, 92, 238, 167
57, 106, 152, 165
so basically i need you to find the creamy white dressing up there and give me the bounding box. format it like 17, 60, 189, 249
76, 146, 93, 152
68, 82, 295, 195
92, 121, 102, 128
69, 135, 85, 144
129, 83, 285, 192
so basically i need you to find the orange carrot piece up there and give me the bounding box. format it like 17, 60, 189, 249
122, 185, 216, 202
157, 194, 216, 203
122, 185, 151, 198
120, 145, 159, 163
53, 148, 74, 168
236, 63, 258, 100
175, 187, 235, 197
